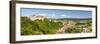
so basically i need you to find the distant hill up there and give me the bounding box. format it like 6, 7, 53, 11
48, 18, 92, 20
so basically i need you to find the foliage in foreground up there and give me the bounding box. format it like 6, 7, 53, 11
21, 17, 63, 35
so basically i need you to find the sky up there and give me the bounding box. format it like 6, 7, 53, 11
21, 8, 92, 19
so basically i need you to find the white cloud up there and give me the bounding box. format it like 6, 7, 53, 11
60, 14, 71, 18
32, 13, 47, 17
61, 14, 66, 17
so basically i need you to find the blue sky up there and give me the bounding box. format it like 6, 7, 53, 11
21, 8, 92, 18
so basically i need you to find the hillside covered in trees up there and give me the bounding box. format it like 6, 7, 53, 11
21, 16, 92, 35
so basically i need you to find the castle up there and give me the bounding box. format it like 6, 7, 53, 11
27, 14, 47, 21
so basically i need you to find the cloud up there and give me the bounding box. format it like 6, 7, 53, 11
60, 14, 71, 18
32, 13, 47, 17
61, 14, 66, 17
